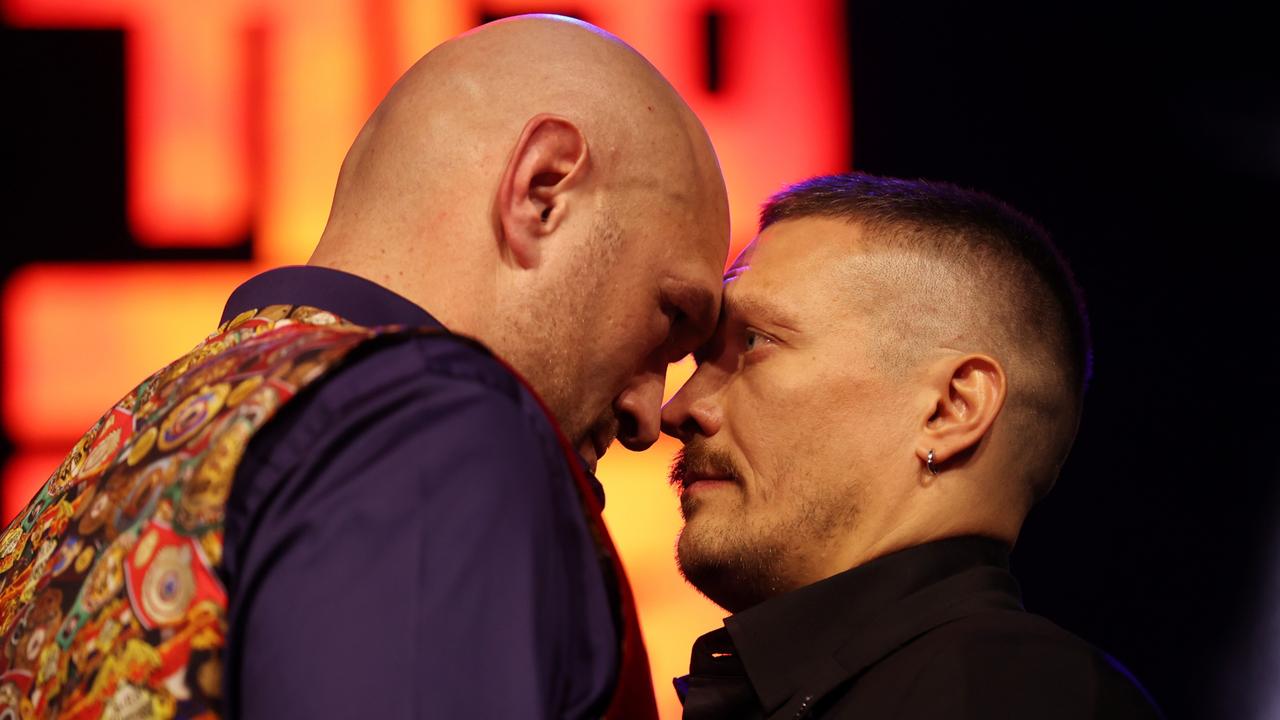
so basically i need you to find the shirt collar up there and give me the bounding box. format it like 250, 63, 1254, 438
221, 266, 440, 329
720, 535, 1016, 713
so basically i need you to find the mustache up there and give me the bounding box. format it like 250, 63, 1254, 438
669, 441, 741, 488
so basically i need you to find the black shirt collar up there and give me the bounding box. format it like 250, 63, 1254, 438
696, 536, 1018, 714
221, 266, 440, 329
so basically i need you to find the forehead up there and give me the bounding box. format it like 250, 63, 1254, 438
726, 217, 872, 302
649, 201, 730, 282
723, 217, 936, 339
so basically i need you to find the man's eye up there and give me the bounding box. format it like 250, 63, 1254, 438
744, 328, 770, 352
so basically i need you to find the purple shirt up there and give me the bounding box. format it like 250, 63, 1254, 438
217, 267, 618, 718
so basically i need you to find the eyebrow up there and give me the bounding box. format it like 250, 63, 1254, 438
722, 291, 801, 333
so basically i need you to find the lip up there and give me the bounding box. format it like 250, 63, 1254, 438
579, 433, 613, 474
578, 441, 600, 474
591, 433, 611, 461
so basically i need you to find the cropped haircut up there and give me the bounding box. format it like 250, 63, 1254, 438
761, 172, 1092, 497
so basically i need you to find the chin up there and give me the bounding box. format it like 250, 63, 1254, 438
676, 524, 779, 614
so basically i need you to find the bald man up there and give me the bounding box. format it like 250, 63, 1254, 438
664, 174, 1160, 718
0, 15, 728, 720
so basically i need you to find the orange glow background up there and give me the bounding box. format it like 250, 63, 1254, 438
1, 1, 848, 716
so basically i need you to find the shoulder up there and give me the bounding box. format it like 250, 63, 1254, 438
298, 328, 543, 433
221, 329, 586, 582
895, 610, 1162, 719
242, 329, 566, 491
322, 329, 529, 410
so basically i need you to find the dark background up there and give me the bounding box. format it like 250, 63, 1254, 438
846, 3, 1278, 719
3, 2, 1276, 717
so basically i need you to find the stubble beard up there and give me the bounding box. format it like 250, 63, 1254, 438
499, 212, 623, 445
673, 447, 862, 613
676, 514, 790, 614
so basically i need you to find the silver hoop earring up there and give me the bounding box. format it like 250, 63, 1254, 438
926, 449, 939, 476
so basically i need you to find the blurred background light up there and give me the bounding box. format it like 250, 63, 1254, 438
0, 1, 848, 716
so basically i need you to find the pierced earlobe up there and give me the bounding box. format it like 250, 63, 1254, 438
926, 449, 940, 476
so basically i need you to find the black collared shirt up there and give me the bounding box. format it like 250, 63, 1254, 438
677, 536, 1162, 719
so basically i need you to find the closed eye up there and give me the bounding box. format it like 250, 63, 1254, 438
692, 344, 711, 366
663, 306, 698, 362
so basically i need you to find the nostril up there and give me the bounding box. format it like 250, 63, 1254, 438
616, 411, 639, 442
660, 406, 690, 441
679, 417, 701, 441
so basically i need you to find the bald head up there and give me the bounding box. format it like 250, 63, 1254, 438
309, 15, 730, 461
320, 16, 716, 248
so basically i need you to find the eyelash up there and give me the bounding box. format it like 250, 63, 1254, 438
664, 307, 700, 362
743, 328, 773, 352
690, 326, 774, 366
662, 300, 688, 330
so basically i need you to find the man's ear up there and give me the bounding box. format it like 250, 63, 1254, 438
495, 114, 589, 268
917, 354, 1008, 472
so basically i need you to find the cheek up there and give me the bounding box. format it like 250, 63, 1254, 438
600, 313, 670, 385
583, 290, 663, 364
729, 365, 906, 485
726, 368, 833, 493
734, 360, 846, 433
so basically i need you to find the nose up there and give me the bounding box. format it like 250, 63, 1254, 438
613, 365, 665, 451
660, 365, 722, 443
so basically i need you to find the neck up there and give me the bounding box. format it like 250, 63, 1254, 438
822, 477, 1023, 583
308, 229, 496, 341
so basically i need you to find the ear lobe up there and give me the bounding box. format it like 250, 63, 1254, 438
919, 354, 1007, 471
495, 114, 589, 269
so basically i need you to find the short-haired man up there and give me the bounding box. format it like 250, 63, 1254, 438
0, 16, 728, 719
663, 173, 1161, 718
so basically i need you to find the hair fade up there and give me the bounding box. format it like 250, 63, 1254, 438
760, 172, 1093, 395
